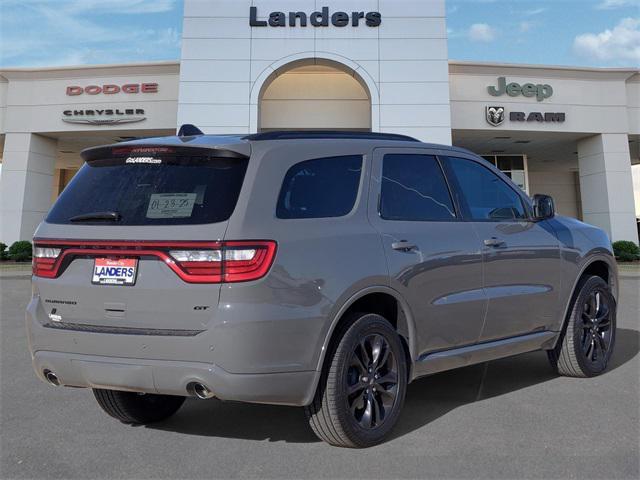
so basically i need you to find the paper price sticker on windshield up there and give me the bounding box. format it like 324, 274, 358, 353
146, 193, 197, 219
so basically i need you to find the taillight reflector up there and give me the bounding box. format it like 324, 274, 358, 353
32, 247, 62, 278
31, 240, 277, 284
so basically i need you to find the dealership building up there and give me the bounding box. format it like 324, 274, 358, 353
0, 0, 638, 244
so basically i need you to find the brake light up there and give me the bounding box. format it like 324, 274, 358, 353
31, 240, 277, 284
168, 241, 276, 283
32, 247, 62, 278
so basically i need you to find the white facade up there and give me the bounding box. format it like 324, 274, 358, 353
0, 0, 638, 245
177, 0, 452, 144
0, 62, 179, 242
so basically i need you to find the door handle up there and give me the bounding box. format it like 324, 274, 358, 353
392, 240, 418, 252
484, 237, 506, 248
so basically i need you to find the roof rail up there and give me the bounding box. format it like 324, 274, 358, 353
178, 124, 204, 137
244, 130, 420, 142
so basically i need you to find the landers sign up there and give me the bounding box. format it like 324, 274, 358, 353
249, 6, 382, 27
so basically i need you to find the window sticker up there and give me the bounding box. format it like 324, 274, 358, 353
146, 193, 197, 219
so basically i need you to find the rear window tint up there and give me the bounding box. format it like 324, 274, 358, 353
381, 154, 456, 221
46, 153, 248, 226
277, 155, 362, 219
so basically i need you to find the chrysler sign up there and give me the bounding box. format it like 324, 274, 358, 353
250, 6, 381, 27
62, 108, 146, 125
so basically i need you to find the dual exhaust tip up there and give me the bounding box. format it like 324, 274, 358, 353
188, 382, 214, 400
43, 371, 213, 400
43, 370, 60, 386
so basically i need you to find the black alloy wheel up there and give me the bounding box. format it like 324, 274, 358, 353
579, 288, 614, 368
305, 313, 407, 448
346, 334, 399, 429
548, 275, 617, 377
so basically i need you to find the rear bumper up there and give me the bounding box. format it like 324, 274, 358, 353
26, 294, 323, 407
32, 350, 317, 406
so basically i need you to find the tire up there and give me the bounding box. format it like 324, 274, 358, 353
548, 275, 616, 378
305, 313, 408, 448
93, 389, 185, 424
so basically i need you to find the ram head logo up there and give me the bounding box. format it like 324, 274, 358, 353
486, 106, 505, 127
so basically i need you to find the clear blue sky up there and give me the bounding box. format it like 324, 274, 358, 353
0, 0, 638, 68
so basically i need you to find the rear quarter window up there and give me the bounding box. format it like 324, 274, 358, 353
276, 155, 363, 219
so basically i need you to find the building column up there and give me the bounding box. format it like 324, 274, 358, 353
577, 134, 638, 243
0, 133, 57, 244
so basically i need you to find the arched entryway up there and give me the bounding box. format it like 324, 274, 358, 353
257, 58, 372, 132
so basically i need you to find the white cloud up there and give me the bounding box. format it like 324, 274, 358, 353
573, 17, 640, 64
3, 0, 176, 14
468, 23, 496, 42
0, 0, 180, 67
596, 0, 640, 10
525, 7, 547, 16
520, 21, 535, 33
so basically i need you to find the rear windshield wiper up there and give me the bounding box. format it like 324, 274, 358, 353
69, 211, 121, 223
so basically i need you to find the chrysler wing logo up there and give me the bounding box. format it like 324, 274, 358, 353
62, 108, 146, 126
63, 117, 146, 125
486, 106, 505, 127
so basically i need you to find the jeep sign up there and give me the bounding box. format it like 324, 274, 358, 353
488, 77, 553, 102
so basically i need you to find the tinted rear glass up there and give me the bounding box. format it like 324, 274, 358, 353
381, 154, 456, 221
47, 151, 248, 225
276, 155, 362, 219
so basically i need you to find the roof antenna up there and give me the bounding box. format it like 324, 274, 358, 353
178, 124, 204, 137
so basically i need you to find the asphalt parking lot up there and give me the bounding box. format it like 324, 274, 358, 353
1, 275, 638, 479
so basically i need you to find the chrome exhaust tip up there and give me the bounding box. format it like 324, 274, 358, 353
189, 382, 214, 399
44, 370, 60, 386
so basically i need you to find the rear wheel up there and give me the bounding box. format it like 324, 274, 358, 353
548, 275, 616, 377
305, 313, 407, 448
93, 389, 185, 424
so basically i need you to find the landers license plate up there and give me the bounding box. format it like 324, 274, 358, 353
92, 258, 138, 285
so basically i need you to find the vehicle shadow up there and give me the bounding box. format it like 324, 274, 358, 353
149, 328, 639, 444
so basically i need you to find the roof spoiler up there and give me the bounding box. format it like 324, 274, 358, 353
178, 124, 204, 137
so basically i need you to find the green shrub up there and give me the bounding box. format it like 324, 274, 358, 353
0, 242, 7, 261
612, 240, 640, 262
8, 240, 33, 262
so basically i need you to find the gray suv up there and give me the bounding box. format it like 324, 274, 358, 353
28, 130, 618, 448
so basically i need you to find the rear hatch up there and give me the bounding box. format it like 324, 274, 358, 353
32, 143, 271, 334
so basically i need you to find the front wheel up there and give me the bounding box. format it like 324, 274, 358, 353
93, 389, 185, 424
548, 275, 617, 377
305, 313, 408, 448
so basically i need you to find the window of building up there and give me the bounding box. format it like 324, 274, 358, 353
445, 157, 527, 221
481, 155, 528, 193
277, 155, 362, 219
380, 154, 456, 221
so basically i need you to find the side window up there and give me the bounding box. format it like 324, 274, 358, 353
380, 154, 456, 221
445, 156, 527, 221
277, 155, 362, 219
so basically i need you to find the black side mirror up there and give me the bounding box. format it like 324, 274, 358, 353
533, 194, 555, 220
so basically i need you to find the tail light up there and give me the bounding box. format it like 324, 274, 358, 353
33, 247, 62, 278
168, 241, 276, 283
31, 240, 276, 284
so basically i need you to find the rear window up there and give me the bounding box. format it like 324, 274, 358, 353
46, 150, 248, 226
276, 155, 362, 219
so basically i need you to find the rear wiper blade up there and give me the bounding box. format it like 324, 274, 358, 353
69, 211, 121, 222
